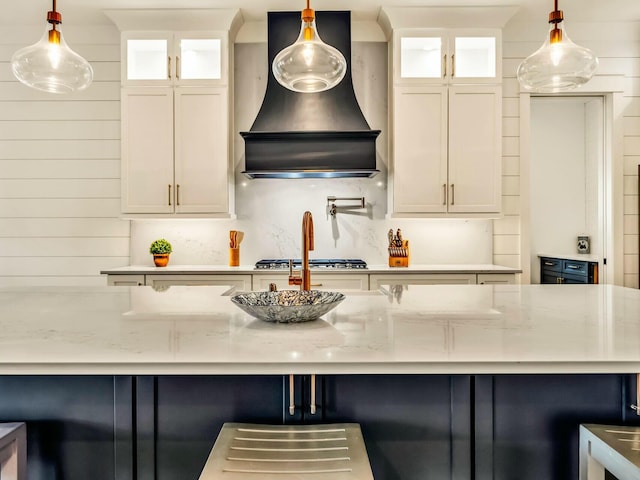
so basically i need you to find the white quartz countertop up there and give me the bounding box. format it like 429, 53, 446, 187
0, 284, 638, 375
101, 264, 522, 275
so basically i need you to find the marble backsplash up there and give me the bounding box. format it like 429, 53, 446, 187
129, 42, 494, 266
130, 216, 493, 266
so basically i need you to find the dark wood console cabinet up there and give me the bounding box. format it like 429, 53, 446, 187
540, 256, 598, 284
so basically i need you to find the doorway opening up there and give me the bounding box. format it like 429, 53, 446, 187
529, 96, 606, 284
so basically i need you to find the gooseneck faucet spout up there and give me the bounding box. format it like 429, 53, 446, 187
289, 211, 314, 290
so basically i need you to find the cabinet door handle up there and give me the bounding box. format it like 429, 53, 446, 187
310, 374, 317, 415
168, 184, 171, 206
176, 184, 180, 206
443, 54, 447, 78
450, 184, 455, 205
443, 184, 447, 205
176, 56, 180, 80
567, 264, 580, 269
544, 261, 555, 266
289, 374, 295, 415
451, 53, 455, 78
168, 56, 171, 80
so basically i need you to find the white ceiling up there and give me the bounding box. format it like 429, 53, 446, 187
5, 0, 640, 26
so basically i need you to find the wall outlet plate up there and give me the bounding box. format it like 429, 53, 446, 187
577, 235, 590, 254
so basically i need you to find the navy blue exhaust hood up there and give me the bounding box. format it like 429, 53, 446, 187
240, 11, 381, 179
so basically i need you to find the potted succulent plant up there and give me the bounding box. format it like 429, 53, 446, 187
149, 238, 172, 267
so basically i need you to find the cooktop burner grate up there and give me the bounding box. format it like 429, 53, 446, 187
255, 259, 367, 269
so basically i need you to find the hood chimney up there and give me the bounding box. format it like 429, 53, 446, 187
240, 11, 381, 179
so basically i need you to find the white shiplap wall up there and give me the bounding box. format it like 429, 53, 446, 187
0, 25, 128, 286
497, 20, 640, 288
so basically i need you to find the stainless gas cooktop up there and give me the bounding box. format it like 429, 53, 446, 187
255, 259, 368, 270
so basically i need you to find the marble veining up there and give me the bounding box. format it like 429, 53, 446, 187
0, 285, 639, 374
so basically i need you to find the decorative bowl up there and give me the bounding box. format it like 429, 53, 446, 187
230, 290, 345, 323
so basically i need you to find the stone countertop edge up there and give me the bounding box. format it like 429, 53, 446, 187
101, 264, 523, 275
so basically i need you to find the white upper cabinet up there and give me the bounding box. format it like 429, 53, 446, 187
394, 29, 501, 85
392, 85, 502, 215
119, 29, 231, 216
122, 32, 227, 86
121, 86, 229, 215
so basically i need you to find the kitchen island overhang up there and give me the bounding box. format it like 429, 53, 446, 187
0, 284, 639, 375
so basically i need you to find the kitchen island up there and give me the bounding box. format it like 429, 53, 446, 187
0, 284, 638, 480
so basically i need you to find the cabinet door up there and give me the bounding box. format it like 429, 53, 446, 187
174, 33, 225, 85
370, 273, 476, 289
174, 88, 229, 214
146, 274, 251, 290
450, 30, 501, 83
393, 86, 448, 213
447, 85, 502, 213
107, 274, 145, 286
121, 88, 174, 213
122, 33, 172, 85
394, 30, 447, 85
322, 375, 472, 480
477, 273, 515, 285
152, 376, 284, 480
253, 273, 369, 292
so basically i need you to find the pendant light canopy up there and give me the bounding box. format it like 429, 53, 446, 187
516, 0, 598, 93
272, 0, 347, 93
11, 0, 93, 94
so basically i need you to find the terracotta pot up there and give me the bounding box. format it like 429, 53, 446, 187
153, 254, 170, 267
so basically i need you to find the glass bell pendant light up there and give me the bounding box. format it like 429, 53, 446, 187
517, 0, 598, 93
272, 0, 347, 93
11, 0, 93, 94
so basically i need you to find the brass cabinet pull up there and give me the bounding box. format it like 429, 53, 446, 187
451, 53, 455, 77
450, 184, 455, 205
310, 373, 317, 415
443, 54, 447, 78
176, 184, 180, 206
443, 183, 447, 205
310, 283, 323, 287
176, 56, 180, 80
289, 374, 295, 415
168, 184, 171, 206
167, 56, 171, 79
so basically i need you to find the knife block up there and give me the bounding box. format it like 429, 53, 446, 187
388, 240, 409, 267
229, 248, 240, 267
